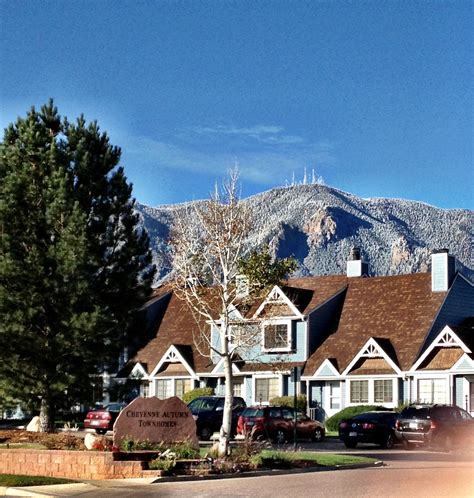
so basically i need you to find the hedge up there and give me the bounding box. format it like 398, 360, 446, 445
324, 405, 388, 432
269, 395, 307, 412
182, 387, 214, 404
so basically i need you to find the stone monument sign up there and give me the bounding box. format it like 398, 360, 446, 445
113, 396, 198, 448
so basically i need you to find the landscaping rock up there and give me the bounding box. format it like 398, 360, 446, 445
26, 416, 41, 432
114, 396, 198, 449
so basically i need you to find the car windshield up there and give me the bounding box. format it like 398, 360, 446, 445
241, 408, 264, 417
188, 398, 218, 412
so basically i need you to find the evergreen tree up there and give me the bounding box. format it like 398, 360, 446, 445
0, 101, 155, 430
238, 245, 298, 292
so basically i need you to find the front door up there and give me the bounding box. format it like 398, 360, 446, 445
324, 381, 341, 418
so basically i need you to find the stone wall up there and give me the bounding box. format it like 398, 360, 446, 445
0, 449, 156, 480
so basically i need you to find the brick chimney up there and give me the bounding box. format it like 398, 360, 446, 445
346, 247, 369, 277
431, 249, 456, 292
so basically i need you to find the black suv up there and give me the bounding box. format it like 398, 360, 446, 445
187, 396, 246, 440
395, 404, 474, 450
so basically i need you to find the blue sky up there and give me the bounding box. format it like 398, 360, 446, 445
1, 0, 472, 208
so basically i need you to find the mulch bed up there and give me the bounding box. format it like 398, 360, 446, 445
0, 430, 86, 450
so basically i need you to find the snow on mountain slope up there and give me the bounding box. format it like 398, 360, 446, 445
138, 184, 473, 284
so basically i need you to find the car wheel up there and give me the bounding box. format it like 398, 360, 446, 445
95, 429, 107, 435
381, 433, 395, 449
312, 428, 323, 443
200, 425, 212, 441
274, 429, 287, 444
344, 440, 357, 449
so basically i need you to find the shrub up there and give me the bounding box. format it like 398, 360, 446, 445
148, 458, 176, 473
120, 437, 159, 451
168, 442, 199, 459
182, 387, 214, 404
232, 426, 272, 460
269, 395, 307, 412
324, 405, 387, 432
119, 438, 199, 456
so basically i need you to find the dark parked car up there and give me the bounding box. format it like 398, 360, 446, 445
187, 396, 246, 440
237, 406, 325, 444
395, 404, 474, 450
339, 411, 399, 449
84, 402, 126, 434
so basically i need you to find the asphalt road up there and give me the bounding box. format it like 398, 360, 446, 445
76, 445, 473, 498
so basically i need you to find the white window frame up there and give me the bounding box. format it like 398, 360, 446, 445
253, 375, 282, 404
346, 377, 398, 407
261, 319, 292, 353
153, 377, 193, 399
414, 375, 450, 404
232, 377, 245, 398
349, 379, 369, 404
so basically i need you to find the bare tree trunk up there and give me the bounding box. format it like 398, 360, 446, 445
39, 396, 55, 433
219, 353, 234, 456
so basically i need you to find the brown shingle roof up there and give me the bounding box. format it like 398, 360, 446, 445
418, 347, 464, 370
286, 275, 348, 314
304, 273, 447, 375
133, 277, 349, 376
133, 293, 212, 374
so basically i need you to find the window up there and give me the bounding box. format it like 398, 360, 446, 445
140, 382, 149, 398
374, 379, 393, 403
350, 380, 369, 403
232, 379, 244, 397
263, 321, 290, 351
155, 380, 172, 399
175, 379, 191, 399
418, 379, 447, 404
155, 379, 191, 399
255, 377, 279, 403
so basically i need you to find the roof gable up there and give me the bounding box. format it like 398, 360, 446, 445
412, 325, 472, 371
253, 285, 304, 319
211, 357, 242, 375
309, 358, 340, 378
343, 337, 401, 375
149, 344, 197, 378
452, 354, 474, 372
305, 273, 447, 374
130, 362, 148, 379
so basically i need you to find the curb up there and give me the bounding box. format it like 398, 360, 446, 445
0, 461, 384, 494
154, 460, 385, 483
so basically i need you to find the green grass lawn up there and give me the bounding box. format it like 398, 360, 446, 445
199, 446, 376, 468
0, 474, 76, 487
258, 449, 376, 466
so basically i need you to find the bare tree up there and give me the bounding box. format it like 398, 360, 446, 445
170, 170, 252, 456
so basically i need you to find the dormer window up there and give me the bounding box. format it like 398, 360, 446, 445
262, 320, 292, 352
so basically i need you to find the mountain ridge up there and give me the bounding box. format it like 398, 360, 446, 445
137, 184, 473, 285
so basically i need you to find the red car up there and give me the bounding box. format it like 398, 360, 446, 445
84, 402, 126, 434
237, 406, 325, 444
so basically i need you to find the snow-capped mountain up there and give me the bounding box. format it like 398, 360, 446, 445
137, 184, 473, 284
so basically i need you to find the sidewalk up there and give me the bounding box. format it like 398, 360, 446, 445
0, 478, 157, 497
